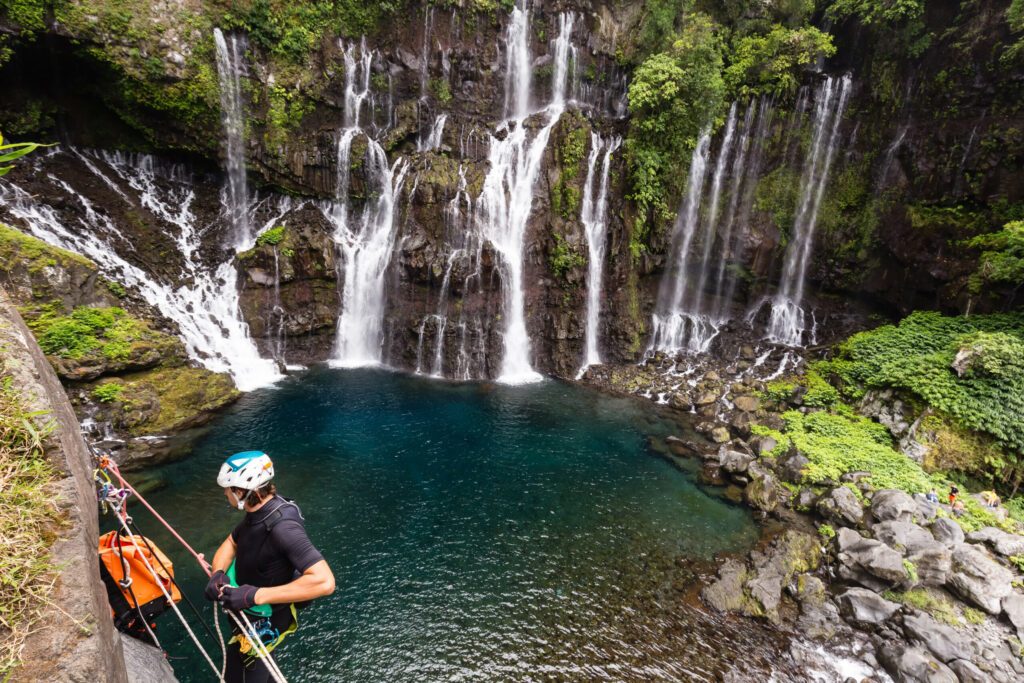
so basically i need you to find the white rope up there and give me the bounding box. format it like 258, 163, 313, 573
115, 516, 226, 683
213, 603, 227, 679
224, 608, 289, 683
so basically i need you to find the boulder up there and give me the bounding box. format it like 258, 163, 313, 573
1002, 593, 1024, 637
902, 612, 973, 663
948, 544, 1014, 614
695, 391, 718, 406
835, 587, 900, 626
817, 486, 864, 527
710, 426, 731, 443
912, 493, 939, 522
795, 488, 819, 510
872, 489, 917, 524
743, 530, 821, 621
873, 521, 935, 555
702, 558, 749, 613
751, 435, 780, 457
908, 544, 952, 587
877, 642, 958, 683
794, 574, 840, 639
667, 391, 692, 411
966, 527, 1024, 557
947, 659, 988, 683
744, 463, 784, 512
778, 453, 810, 483
121, 633, 178, 682
718, 448, 754, 474
930, 518, 964, 547
837, 527, 909, 586
733, 395, 760, 412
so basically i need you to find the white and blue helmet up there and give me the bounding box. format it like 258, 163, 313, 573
217, 451, 274, 492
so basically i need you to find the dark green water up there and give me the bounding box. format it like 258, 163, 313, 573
130, 368, 795, 681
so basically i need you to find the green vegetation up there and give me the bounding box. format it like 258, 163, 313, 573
625, 15, 724, 259
902, 558, 918, 584
104, 366, 239, 436
817, 523, 836, 541
0, 375, 62, 677
0, 222, 93, 275
0, 131, 49, 176
817, 312, 1024, 458
548, 234, 585, 281
967, 221, 1024, 295
28, 306, 174, 362
827, 0, 924, 26
91, 381, 124, 403
724, 25, 835, 97
552, 121, 588, 219
882, 588, 961, 626
256, 225, 287, 247
429, 78, 452, 105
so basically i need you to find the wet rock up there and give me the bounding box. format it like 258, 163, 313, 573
948, 543, 1014, 614
668, 391, 692, 411
664, 436, 700, 458
1002, 593, 1024, 637
744, 462, 784, 512
872, 489, 917, 524
745, 531, 822, 622
836, 588, 900, 626
710, 426, 731, 443
733, 395, 760, 412
794, 574, 840, 639
718, 448, 754, 474
702, 558, 749, 613
902, 612, 972, 663
837, 527, 909, 586
795, 488, 819, 510
930, 518, 964, 547
817, 486, 864, 527
966, 527, 1024, 557
695, 391, 719, 406
877, 641, 957, 683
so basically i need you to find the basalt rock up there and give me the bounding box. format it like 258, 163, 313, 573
818, 486, 865, 527
877, 641, 958, 683
902, 612, 973, 663
947, 543, 1014, 614
835, 588, 901, 627
930, 518, 965, 547
871, 489, 917, 524
966, 527, 1024, 558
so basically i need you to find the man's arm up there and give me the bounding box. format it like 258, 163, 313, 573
211, 534, 237, 573
253, 559, 335, 606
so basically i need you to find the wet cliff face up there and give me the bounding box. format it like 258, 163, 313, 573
1, 0, 1022, 383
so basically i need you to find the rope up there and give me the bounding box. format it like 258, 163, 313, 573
113, 510, 226, 683
94, 453, 289, 683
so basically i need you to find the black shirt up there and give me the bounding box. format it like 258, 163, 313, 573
230, 495, 324, 624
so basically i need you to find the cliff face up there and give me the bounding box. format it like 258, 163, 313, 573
0, 0, 1022, 381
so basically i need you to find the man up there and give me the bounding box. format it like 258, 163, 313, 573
205, 451, 335, 682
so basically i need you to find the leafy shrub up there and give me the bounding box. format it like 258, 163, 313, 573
817, 523, 836, 541
724, 25, 835, 97
30, 306, 161, 361
92, 382, 124, 403
966, 221, 1024, 295
256, 225, 286, 247
882, 588, 959, 626
548, 234, 585, 280
817, 311, 1024, 454
903, 559, 918, 584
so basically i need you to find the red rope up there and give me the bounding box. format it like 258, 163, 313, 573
106, 462, 213, 577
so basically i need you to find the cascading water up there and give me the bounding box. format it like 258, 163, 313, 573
766, 75, 852, 346
213, 28, 250, 247
648, 97, 776, 356
577, 133, 620, 377
475, 7, 575, 383
0, 150, 281, 390
326, 41, 410, 367
417, 113, 447, 152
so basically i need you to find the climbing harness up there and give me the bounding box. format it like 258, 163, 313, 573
91, 448, 290, 683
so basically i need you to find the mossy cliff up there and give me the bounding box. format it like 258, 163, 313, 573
0, 223, 238, 467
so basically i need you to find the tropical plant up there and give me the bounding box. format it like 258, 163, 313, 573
0, 132, 49, 176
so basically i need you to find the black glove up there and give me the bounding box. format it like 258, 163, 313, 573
204, 570, 228, 602
220, 584, 259, 612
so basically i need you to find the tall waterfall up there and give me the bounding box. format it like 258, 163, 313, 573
577, 133, 620, 376
327, 41, 410, 367
475, 7, 575, 383
213, 28, 250, 247
766, 75, 852, 346
648, 97, 775, 356
0, 150, 282, 390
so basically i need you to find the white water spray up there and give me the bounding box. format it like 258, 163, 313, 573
213, 28, 251, 247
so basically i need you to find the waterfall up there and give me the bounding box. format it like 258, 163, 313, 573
417, 113, 448, 152
0, 150, 281, 390
577, 132, 620, 376
326, 41, 410, 367
475, 8, 575, 383
213, 28, 250, 247
766, 75, 852, 346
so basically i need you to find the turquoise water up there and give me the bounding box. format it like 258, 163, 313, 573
131, 368, 789, 681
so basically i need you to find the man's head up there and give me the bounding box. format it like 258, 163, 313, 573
217, 451, 275, 510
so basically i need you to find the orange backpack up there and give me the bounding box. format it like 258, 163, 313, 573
98, 530, 181, 643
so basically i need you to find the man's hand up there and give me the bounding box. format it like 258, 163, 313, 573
204, 570, 229, 602
220, 584, 259, 612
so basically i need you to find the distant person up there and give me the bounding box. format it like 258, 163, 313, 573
981, 490, 1001, 508
926, 489, 939, 504
952, 499, 966, 518
205, 451, 335, 683
948, 485, 960, 505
